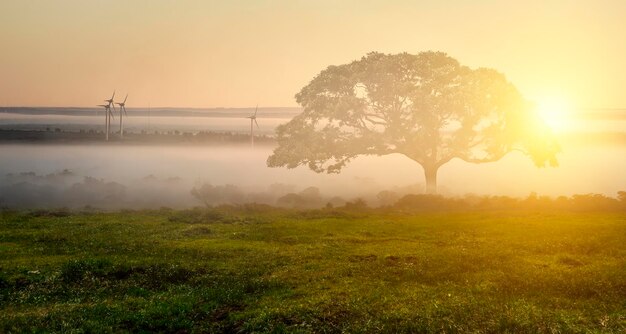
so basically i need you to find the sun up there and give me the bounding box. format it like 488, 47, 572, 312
536, 96, 572, 133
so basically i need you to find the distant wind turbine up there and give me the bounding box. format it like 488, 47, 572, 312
246, 105, 259, 147
97, 103, 115, 141
115, 94, 128, 139
103, 91, 116, 140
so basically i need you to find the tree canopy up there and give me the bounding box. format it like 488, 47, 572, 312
267, 51, 559, 193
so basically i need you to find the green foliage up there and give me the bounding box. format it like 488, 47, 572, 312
0, 209, 624, 332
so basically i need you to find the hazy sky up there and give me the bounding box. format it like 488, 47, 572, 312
1, 0, 624, 108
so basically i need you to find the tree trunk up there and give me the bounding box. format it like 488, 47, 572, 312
424, 166, 438, 194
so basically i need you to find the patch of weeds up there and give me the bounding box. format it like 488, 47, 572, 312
60, 258, 112, 282
3, 270, 45, 291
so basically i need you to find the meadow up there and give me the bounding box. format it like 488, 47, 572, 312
0, 206, 624, 333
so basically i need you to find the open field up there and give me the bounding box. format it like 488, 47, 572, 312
1, 207, 625, 332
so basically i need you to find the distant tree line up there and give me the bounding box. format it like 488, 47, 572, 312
389, 192, 626, 212
191, 182, 626, 212
2, 170, 624, 212
0, 129, 275, 145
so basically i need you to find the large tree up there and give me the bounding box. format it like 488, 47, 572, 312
267, 52, 559, 193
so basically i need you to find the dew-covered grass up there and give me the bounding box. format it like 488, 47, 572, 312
0, 207, 624, 332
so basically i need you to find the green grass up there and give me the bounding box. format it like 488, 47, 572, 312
1, 207, 625, 333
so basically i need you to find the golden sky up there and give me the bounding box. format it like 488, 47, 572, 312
1, 0, 624, 108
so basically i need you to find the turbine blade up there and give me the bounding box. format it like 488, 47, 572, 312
124, 106, 128, 116
111, 90, 115, 100
123, 94, 128, 103
254, 104, 258, 117
254, 118, 259, 128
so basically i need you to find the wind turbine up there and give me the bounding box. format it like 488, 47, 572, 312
246, 105, 259, 147
103, 91, 116, 140
115, 94, 128, 139
96, 104, 115, 141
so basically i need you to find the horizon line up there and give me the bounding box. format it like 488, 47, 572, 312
1, 106, 625, 112
0, 106, 303, 110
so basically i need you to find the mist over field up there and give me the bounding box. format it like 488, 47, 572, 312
0, 138, 624, 209
1, 106, 624, 209
0, 110, 291, 135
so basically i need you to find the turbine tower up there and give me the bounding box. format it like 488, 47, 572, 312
115, 94, 128, 139
246, 105, 259, 148
103, 91, 116, 140
97, 104, 114, 141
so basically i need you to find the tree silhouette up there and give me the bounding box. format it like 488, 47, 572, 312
268, 52, 559, 193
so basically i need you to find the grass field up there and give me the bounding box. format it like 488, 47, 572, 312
1, 207, 625, 333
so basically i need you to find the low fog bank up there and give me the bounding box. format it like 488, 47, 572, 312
0, 170, 190, 209
0, 169, 427, 210
0, 143, 625, 210
1, 169, 625, 212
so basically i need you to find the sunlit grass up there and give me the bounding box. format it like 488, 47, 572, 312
0, 208, 624, 332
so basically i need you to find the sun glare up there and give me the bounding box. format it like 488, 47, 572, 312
536, 96, 572, 133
